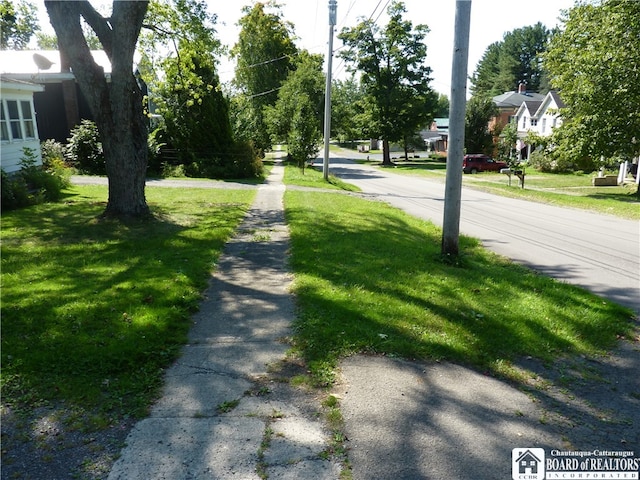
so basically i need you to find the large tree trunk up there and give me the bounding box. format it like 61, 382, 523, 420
381, 138, 393, 166
45, 0, 150, 217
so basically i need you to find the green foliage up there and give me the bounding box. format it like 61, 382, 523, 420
1, 147, 69, 211
338, 1, 437, 165
287, 97, 321, 170
265, 51, 325, 145
465, 96, 498, 154
140, 0, 258, 179
232, 2, 298, 152
331, 78, 366, 143
544, 0, 640, 162
496, 121, 518, 164
0, 0, 39, 50
434, 93, 450, 118
66, 119, 105, 175
471, 23, 551, 98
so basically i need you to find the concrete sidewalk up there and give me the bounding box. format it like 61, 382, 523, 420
107, 160, 640, 479
108, 162, 341, 479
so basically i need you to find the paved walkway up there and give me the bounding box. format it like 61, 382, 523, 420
107, 162, 640, 479
108, 162, 341, 479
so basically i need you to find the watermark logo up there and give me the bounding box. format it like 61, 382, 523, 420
513, 448, 546, 480
512, 448, 639, 480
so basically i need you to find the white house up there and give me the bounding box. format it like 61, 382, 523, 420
514, 90, 565, 159
1, 76, 44, 173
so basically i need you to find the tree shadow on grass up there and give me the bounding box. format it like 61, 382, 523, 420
285, 190, 635, 375
287, 190, 639, 474
1, 193, 250, 415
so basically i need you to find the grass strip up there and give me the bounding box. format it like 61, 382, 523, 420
284, 190, 635, 385
1, 185, 255, 416
284, 162, 360, 192
374, 158, 639, 220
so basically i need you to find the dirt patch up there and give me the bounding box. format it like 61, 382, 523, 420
1, 403, 134, 480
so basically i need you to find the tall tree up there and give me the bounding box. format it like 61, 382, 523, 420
265, 51, 325, 145
331, 77, 365, 143
287, 96, 322, 171
1, 0, 39, 50
338, 1, 436, 165
465, 96, 498, 154
45, 0, 150, 217
471, 23, 551, 98
231, 2, 297, 152
140, 0, 237, 176
544, 0, 640, 166
434, 93, 450, 118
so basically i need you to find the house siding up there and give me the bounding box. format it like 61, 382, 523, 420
1, 82, 44, 173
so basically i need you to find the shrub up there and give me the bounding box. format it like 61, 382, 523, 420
41, 139, 72, 186
1, 147, 69, 212
182, 142, 263, 179
41, 139, 67, 168
1, 169, 30, 211
66, 120, 105, 174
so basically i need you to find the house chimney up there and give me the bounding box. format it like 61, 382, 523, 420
518, 82, 526, 94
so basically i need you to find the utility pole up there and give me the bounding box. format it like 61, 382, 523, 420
441, 0, 472, 256
322, 0, 337, 181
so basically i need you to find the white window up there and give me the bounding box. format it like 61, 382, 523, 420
0, 104, 8, 141
522, 116, 527, 129
531, 119, 537, 127
1, 98, 37, 142
542, 118, 547, 133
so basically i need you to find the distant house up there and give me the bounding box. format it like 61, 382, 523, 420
514, 90, 565, 159
491, 83, 545, 133
1, 76, 44, 173
421, 118, 449, 153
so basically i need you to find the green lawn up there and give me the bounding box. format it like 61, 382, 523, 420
284, 190, 635, 385
1, 185, 255, 416
284, 160, 360, 192
2, 177, 635, 421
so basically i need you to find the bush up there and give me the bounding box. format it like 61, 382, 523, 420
1, 169, 30, 211
181, 142, 263, 179
66, 120, 105, 175
41, 139, 72, 186
528, 150, 556, 172
1, 147, 70, 212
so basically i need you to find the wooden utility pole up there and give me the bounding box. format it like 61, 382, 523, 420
322, 0, 337, 181
442, 0, 472, 255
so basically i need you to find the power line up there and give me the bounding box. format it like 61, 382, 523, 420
246, 86, 283, 99
371, 0, 392, 25
367, 0, 385, 23
245, 54, 293, 69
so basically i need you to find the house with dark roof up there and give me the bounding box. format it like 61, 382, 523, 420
490, 83, 545, 133
0, 49, 148, 144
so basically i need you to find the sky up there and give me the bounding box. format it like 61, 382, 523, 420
209, 0, 577, 94
34, 0, 577, 96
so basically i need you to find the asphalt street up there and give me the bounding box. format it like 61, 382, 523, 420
326, 153, 640, 314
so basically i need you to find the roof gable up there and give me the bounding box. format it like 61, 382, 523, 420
533, 91, 565, 118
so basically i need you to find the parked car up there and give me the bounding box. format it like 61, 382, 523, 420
462, 154, 508, 174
